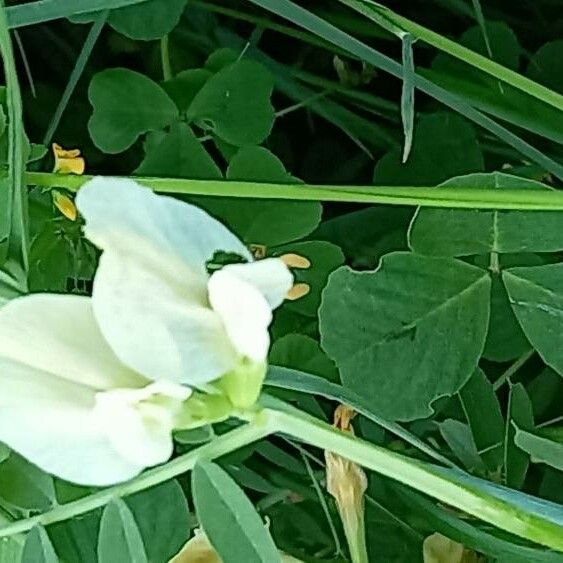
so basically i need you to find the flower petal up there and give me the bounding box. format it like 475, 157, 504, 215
0, 294, 145, 390
221, 258, 293, 309
208, 270, 272, 362
94, 381, 191, 467
0, 360, 143, 485
76, 177, 252, 279
92, 250, 238, 385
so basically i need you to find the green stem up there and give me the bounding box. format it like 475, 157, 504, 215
492, 349, 534, 391
160, 35, 172, 81
267, 406, 563, 552
25, 172, 563, 210
0, 420, 272, 538
338, 0, 563, 113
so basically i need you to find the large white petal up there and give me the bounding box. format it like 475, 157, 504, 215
221, 258, 293, 309
92, 250, 238, 385
76, 177, 252, 281
208, 270, 272, 362
0, 360, 143, 486
0, 293, 145, 391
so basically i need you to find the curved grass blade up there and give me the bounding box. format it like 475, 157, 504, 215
265, 366, 454, 467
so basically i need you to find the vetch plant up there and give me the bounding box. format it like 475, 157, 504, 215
0, 1, 563, 562
0, 177, 293, 485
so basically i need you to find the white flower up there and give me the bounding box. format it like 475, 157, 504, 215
0, 177, 292, 485
76, 177, 293, 386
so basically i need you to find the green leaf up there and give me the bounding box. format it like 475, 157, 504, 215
135, 123, 221, 179
88, 68, 178, 153
374, 112, 484, 185
97, 499, 148, 563
505, 384, 534, 489
22, 526, 58, 563
191, 148, 322, 247
187, 59, 275, 146
439, 419, 484, 471
126, 481, 189, 563
227, 146, 298, 183
514, 427, 563, 472
270, 334, 339, 382
48, 511, 99, 563
410, 173, 563, 256
274, 240, 344, 317
503, 263, 563, 376
107, 0, 187, 40
459, 368, 505, 472
527, 40, 563, 94
320, 252, 491, 421
0, 453, 56, 512
192, 461, 281, 563
483, 270, 531, 362
162, 69, 212, 112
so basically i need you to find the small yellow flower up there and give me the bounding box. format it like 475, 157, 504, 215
52, 143, 85, 175
325, 405, 368, 563
52, 190, 78, 221
169, 528, 303, 563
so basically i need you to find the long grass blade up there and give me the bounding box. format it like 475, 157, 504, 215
244, 0, 563, 180
6, 0, 147, 29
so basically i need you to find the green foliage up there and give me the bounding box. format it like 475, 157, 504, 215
192, 461, 281, 563
97, 500, 148, 563
1, 0, 563, 561
88, 68, 178, 153
320, 253, 491, 420
21, 526, 58, 563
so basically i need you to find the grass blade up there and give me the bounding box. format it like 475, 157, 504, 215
43, 11, 108, 146
244, 0, 563, 180
6, 0, 147, 29
338, 0, 563, 113
0, 1, 28, 276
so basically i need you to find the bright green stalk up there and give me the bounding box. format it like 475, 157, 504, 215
0, 419, 274, 538
25, 171, 563, 211
0, 401, 561, 552
337, 0, 563, 113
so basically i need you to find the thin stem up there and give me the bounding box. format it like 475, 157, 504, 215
493, 349, 535, 391
0, 420, 272, 538
301, 452, 343, 557
43, 11, 108, 146
538, 415, 563, 429
160, 34, 172, 81
25, 172, 563, 211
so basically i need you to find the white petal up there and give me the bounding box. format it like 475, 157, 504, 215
0, 294, 145, 390
0, 359, 143, 486
94, 381, 191, 467
92, 250, 238, 385
222, 258, 293, 309
208, 270, 272, 362
76, 177, 252, 278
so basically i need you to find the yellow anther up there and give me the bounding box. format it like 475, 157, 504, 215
286, 283, 310, 301
52, 191, 77, 221
52, 143, 85, 175
280, 253, 311, 269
